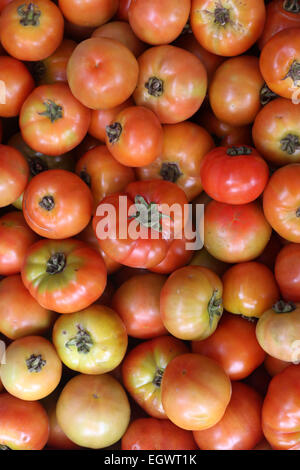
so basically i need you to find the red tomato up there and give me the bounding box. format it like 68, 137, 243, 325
264, 354, 291, 377
150, 235, 195, 275
58, 0, 118, 27
0, 0, 13, 13
0, 145, 29, 207
192, 312, 266, 380
275, 243, 300, 302
92, 21, 146, 58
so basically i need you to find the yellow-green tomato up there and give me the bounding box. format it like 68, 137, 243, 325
52, 305, 128, 374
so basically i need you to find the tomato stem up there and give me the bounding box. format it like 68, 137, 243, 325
17, 3, 41, 26
29, 157, 48, 176
39, 195, 55, 211
65, 325, 93, 354
282, 60, 300, 86
0, 445, 11, 450
26, 354, 46, 373
152, 369, 164, 387
283, 0, 300, 13
145, 77, 164, 97
79, 169, 91, 187
106, 122, 122, 144
280, 133, 300, 154
214, 5, 230, 25
273, 300, 296, 313
38, 100, 63, 123
296, 207, 300, 217
160, 162, 183, 183
208, 289, 223, 328
46, 252, 66, 275
226, 146, 252, 156
129, 195, 171, 232
260, 83, 278, 106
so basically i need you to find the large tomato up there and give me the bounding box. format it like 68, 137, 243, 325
58, 0, 118, 28
92, 21, 146, 58
0, 0, 64, 61
133, 45, 207, 124
161, 353, 232, 431
149, 234, 194, 274
275, 243, 300, 302
0, 145, 29, 207
116, 0, 131, 21
190, 0, 266, 56
21, 238, 107, 314
192, 312, 265, 380
122, 335, 188, 419
56, 374, 130, 449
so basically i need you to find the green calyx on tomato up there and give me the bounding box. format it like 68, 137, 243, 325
26, 354, 46, 373
0, 445, 10, 450
273, 300, 296, 313
226, 146, 252, 156
214, 5, 230, 26
160, 162, 183, 183
283, 0, 300, 13
260, 83, 278, 106
280, 134, 300, 155
145, 77, 164, 97
152, 368, 164, 388
282, 60, 300, 86
130, 195, 171, 232
208, 289, 223, 328
18, 3, 41, 26
39, 195, 55, 211
46, 252, 66, 275
65, 325, 93, 354
38, 100, 63, 123
105, 122, 122, 145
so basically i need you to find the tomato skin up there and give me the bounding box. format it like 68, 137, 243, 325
0, 0, 64, 61
122, 418, 198, 450
150, 236, 194, 275
0, 393, 49, 450
0, 211, 38, 276
200, 145, 269, 205
0, 145, 29, 208
161, 353, 232, 431
275, 243, 300, 302
122, 335, 189, 419
92, 21, 146, 58
58, 0, 118, 27
189, 247, 229, 277
192, 313, 265, 380
21, 238, 107, 314
116, 0, 131, 20
193, 382, 263, 450
264, 354, 290, 377
263, 164, 300, 243
204, 201, 272, 263
23, 169, 93, 239
56, 374, 131, 449
222, 262, 280, 319
137, 121, 215, 201
67, 37, 139, 110
133, 45, 207, 124
190, 0, 266, 57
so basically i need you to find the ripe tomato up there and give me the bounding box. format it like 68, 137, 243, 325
19, 83, 91, 156
204, 201, 272, 263
190, 247, 229, 277
192, 313, 265, 380
0, 145, 29, 208
0, 335, 62, 401
161, 353, 232, 431
23, 169, 93, 239
116, 0, 131, 21
0, 0, 13, 13
92, 21, 146, 58
21, 238, 107, 314
128, 0, 191, 45
137, 121, 215, 201
264, 354, 290, 377
122, 418, 198, 450
0, 393, 49, 450
150, 235, 195, 274
200, 145, 269, 205
252, 98, 300, 166
260, 28, 300, 100
105, 106, 163, 167
112, 273, 167, 339
209, 56, 264, 127
275, 243, 300, 302
0, 0, 64, 61
133, 45, 207, 124
0, 211, 38, 275
190, 0, 266, 56
56, 374, 130, 449
160, 266, 223, 341
0, 275, 55, 340
122, 335, 188, 419
67, 37, 139, 110
263, 164, 300, 242
58, 0, 118, 27
52, 305, 127, 375
222, 262, 280, 319
193, 382, 263, 450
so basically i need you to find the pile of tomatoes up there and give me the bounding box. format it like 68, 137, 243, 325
1, 0, 300, 452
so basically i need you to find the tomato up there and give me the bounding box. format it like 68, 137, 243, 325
150, 235, 194, 275
190, 247, 229, 277
23, 169, 93, 239
200, 145, 269, 205
0, 335, 62, 401
252, 98, 300, 166
0, 0, 64, 61
161, 353, 232, 431
0, 145, 29, 208
209, 56, 264, 127
264, 354, 291, 377
193, 382, 263, 450
56, 374, 130, 449
112, 273, 167, 339
160, 266, 223, 341
122, 335, 188, 418
0, 275, 55, 340
262, 365, 300, 449
260, 28, 300, 100
122, 418, 198, 450
275, 243, 300, 302
105, 106, 163, 167
0, 393, 49, 450
190, 0, 266, 57
53, 304, 127, 375
58, 0, 118, 27
263, 164, 300, 242
0, 0, 13, 13
0, 211, 37, 276
92, 21, 146, 58
204, 201, 272, 263
73, 134, 101, 162
128, 0, 191, 45
137, 121, 215, 201
93, 180, 188, 269
222, 262, 280, 319
116, 0, 131, 21
254, 439, 273, 450
19, 83, 91, 156
133, 45, 207, 124
21, 238, 107, 314
67, 37, 139, 110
